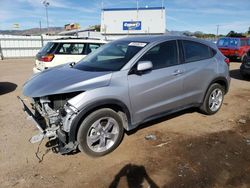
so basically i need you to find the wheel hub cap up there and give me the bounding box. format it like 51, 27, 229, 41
86, 117, 119, 153
208, 88, 223, 112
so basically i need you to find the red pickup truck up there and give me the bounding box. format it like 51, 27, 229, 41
217, 37, 250, 62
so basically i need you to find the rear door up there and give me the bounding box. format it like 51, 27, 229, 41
180, 40, 217, 105
128, 40, 185, 123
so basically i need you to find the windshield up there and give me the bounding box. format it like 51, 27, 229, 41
217, 38, 239, 48
74, 40, 147, 72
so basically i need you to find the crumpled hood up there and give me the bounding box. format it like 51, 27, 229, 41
23, 65, 112, 97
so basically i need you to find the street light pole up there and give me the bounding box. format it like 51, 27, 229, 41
216, 25, 220, 38
43, 0, 50, 33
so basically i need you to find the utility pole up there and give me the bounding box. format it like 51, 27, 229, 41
39, 20, 44, 47
216, 25, 220, 38
43, 0, 50, 33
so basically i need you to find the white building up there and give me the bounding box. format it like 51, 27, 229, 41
101, 7, 166, 36
58, 7, 167, 40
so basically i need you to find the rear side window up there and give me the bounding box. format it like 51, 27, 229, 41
39, 42, 57, 53
140, 40, 178, 70
86, 43, 102, 54
56, 43, 86, 55
182, 40, 213, 63
217, 38, 239, 47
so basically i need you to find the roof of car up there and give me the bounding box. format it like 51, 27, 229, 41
118, 35, 216, 48
119, 35, 198, 42
51, 38, 108, 43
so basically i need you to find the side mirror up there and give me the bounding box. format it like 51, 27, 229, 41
69, 62, 76, 67
137, 61, 153, 72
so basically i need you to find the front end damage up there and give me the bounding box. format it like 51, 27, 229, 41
18, 92, 81, 154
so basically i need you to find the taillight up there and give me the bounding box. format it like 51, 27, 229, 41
40, 54, 54, 62
224, 58, 230, 65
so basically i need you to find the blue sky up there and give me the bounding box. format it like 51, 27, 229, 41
0, 0, 250, 34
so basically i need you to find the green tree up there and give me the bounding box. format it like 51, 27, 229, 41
193, 31, 204, 38
226, 30, 245, 37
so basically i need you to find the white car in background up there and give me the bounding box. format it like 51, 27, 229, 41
33, 38, 107, 73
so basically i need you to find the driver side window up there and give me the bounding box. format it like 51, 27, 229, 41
139, 40, 178, 70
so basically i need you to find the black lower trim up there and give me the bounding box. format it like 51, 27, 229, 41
135, 103, 200, 129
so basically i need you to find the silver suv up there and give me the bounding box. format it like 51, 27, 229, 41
19, 36, 230, 157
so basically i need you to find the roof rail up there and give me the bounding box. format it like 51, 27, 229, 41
55, 37, 103, 40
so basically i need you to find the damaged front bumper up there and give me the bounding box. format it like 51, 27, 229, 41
17, 96, 78, 154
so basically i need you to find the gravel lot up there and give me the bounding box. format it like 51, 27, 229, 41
0, 59, 250, 188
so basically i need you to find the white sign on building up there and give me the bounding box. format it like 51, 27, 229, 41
101, 7, 166, 35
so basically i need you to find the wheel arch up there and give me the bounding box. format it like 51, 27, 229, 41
203, 77, 229, 101
212, 77, 229, 93
68, 99, 131, 142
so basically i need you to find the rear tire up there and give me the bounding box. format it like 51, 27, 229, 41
200, 83, 225, 115
77, 108, 124, 157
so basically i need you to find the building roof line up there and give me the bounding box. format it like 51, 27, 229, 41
102, 7, 165, 11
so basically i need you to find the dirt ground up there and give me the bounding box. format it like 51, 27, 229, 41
0, 58, 250, 188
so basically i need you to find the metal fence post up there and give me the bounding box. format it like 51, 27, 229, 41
41, 35, 44, 47
0, 38, 3, 60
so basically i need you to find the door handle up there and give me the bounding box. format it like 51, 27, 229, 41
172, 69, 183, 76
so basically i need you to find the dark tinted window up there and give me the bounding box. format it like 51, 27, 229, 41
182, 40, 212, 63
56, 43, 86, 54
140, 40, 178, 69
217, 38, 239, 47
39, 42, 57, 53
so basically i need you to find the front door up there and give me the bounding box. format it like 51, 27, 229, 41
128, 40, 185, 123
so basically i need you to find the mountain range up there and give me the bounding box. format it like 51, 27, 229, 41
0, 27, 64, 35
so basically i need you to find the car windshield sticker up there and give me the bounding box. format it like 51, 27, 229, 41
128, 42, 147, 47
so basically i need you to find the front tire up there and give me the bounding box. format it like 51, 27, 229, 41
77, 108, 124, 157
200, 83, 225, 115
